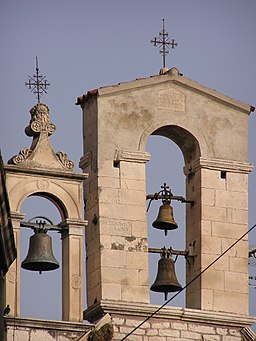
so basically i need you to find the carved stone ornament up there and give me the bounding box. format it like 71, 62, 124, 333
25, 103, 56, 137
8, 103, 75, 172
11, 148, 32, 165
56, 151, 74, 171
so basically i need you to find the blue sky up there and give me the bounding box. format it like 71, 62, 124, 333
1, 0, 256, 327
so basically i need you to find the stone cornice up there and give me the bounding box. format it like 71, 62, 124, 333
84, 300, 256, 329
77, 68, 253, 114
114, 150, 151, 163
4, 164, 88, 181
5, 316, 93, 332
184, 157, 253, 175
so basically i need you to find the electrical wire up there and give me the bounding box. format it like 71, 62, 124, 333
121, 222, 256, 340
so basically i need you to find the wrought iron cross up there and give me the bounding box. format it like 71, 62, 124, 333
25, 57, 50, 103
151, 19, 177, 68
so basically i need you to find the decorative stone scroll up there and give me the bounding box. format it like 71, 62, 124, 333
11, 148, 32, 164
184, 157, 254, 175
56, 151, 74, 171
114, 150, 150, 163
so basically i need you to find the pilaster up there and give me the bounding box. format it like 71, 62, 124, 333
4, 212, 25, 317
185, 157, 253, 314
61, 219, 85, 322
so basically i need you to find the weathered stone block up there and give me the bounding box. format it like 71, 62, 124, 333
201, 205, 227, 222
227, 173, 248, 192
231, 208, 248, 225
202, 270, 224, 290
213, 290, 248, 314
201, 188, 215, 206
102, 282, 121, 300
121, 178, 146, 191
159, 329, 180, 337
201, 288, 214, 310
216, 190, 247, 209
201, 235, 222, 255
201, 169, 226, 190
126, 252, 148, 269
102, 267, 139, 285
201, 220, 212, 236
120, 162, 146, 180
171, 321, 188, 330
201, 254, 229, 271
101, 249, 126, 268
181, 330, 202, 339
203, 336, 221, 341
212, 222, 247, 239
225, 271, 248, 293
229, 257, 248, 272
121, 284, 149, 302
188, 324, 215, 334
119, 188, 146, 206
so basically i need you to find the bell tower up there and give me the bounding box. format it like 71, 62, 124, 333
78, 66, 256, 338
4, 101, 87, 322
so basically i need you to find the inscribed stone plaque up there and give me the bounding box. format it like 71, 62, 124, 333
157, 89, 185, 111
104, 220, 132, 236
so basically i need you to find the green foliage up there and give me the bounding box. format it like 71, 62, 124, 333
88, 323, 113, 341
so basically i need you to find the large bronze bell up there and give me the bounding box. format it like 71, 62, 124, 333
151, 256, 182, 300
152, 204, 178, 236
21, 230, 59, 274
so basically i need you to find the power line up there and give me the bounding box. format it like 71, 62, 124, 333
121, 222, 256, 340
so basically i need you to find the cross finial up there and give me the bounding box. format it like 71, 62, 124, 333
151, 19, 177, 68
25, 57, 50, 103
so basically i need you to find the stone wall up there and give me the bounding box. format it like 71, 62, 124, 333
113, 317, 246, 341
83, 300, 256, 341
5, 317, 93, 341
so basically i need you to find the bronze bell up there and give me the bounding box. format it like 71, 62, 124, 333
151, 256, 182, 300
152, 204, 178, 236
21, 230, 59, 274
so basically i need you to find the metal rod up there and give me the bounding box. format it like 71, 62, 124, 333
146, 194, 194, 205
20, 221, 66, 232
148, 247, 188, 257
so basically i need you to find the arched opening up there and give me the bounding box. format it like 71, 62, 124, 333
146, 135, 186, 306
20, 195, 62, 320
146, 124, 200, 307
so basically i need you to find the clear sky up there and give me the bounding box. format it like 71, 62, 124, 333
1, 0, 256, 328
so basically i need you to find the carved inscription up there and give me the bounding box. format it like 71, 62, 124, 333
157, 89, 185, 111
105, 220, 132, 236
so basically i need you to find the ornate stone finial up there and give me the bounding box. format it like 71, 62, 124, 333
25, 103, 56, 137
8, 104, 74, 172
151, 19, 178, 69
25, 57, 50, 104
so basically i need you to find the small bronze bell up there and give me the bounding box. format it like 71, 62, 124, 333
152, 204, 178, 236
151, 256, 182, 300
21, 230, 59, 274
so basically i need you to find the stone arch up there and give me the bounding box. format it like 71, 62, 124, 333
8, 177, 81, 220
138, 120, 209, 164
5, 169, 86, 321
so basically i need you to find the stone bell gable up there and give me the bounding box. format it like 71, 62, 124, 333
77, 67, 256, 339
4, 103, 89, 340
